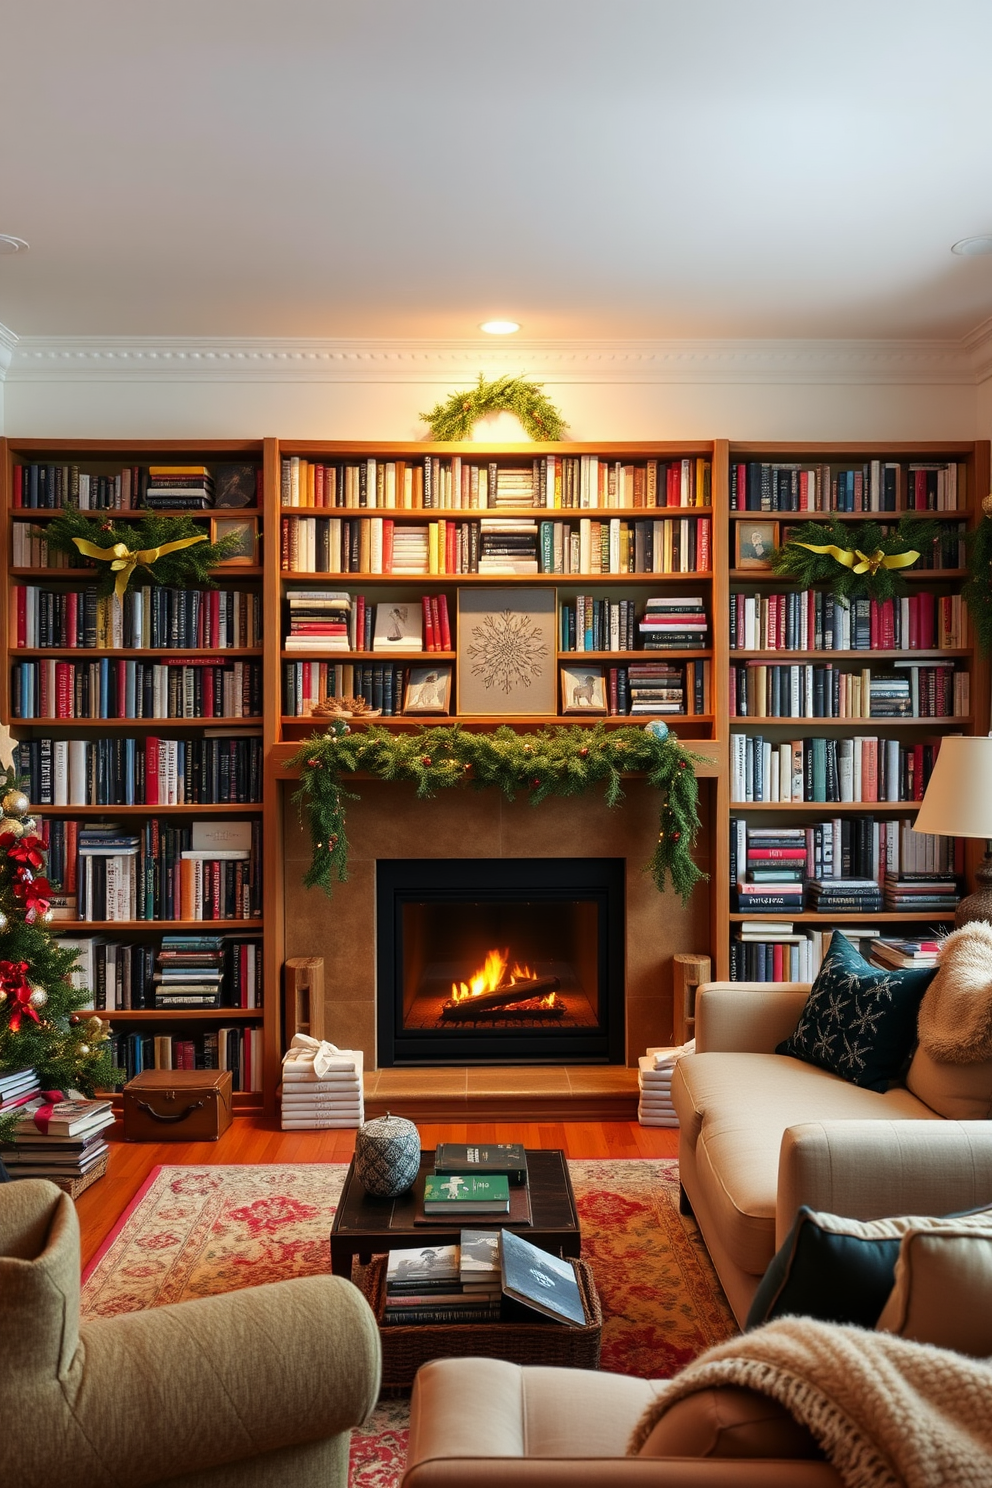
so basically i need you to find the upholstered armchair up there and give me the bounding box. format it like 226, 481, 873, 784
1, 1178, 382, 1488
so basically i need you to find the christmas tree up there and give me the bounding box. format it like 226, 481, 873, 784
0, 725, 118, 1142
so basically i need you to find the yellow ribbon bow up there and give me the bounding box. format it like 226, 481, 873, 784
72, 535, 208, 601
793, 542, 920, 577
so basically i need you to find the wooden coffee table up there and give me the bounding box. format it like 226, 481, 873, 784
330, 1147, 580, 1277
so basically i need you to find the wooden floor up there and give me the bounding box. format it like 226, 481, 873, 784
74, 1117, 678, 1273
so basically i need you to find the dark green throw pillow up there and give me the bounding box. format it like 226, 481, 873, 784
776, 930, 935, 1091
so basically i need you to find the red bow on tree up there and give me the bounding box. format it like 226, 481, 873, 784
0, 961, 39, 1030
2, 834, 45, 869
11, 870, 51, 922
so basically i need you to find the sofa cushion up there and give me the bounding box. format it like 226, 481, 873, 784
876, 1224, 992, 1356
777, 931, 935, 1092
677, 1053, 932, 1278
905, 1044, 992, 1120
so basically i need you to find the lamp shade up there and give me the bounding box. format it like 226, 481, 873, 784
913, 736, 992, 840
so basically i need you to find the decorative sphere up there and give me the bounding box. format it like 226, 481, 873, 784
983, 491, 992, 517
0, 988, 6, 1006
643, 720, 669, 741
354, 1112, 421, 1198
28, 986, 48, 1008
0, 910, 7, 931
79, 1044, 91, 1056
0, 816, 24, 838
2, 790, 29, 816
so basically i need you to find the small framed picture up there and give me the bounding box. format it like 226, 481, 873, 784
736, 520, 778, 570
560, 664, 607, 714
373, 602, 423, 651
210, 516, 258, 565
403, 665, 452, 715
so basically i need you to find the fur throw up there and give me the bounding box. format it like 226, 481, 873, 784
629, 1318, 992, 1488
918, 922, 992, 1064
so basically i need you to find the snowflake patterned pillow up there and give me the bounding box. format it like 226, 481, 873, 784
776, 930, 937, 1091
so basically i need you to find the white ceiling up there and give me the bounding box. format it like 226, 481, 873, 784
4, 0, 992, 346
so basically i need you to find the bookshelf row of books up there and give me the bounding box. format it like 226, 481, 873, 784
730, 459, 964, 513
730, 929, 941, 983
10, 581, 261, 649
12, 461, 259, 511
284, 591, 454, 654
730, 818, 960, 890
15, 734, 263, 806
58, 932, 262, 1010
731, 734, 948, 803
106, 1025, 263, 1091
63, 821, 262, 922
281, 454, 712, 512
729, 590, 968, 652
561, 595, 709, 653
11, 659, 262, 720
279, 514, 712, 576
729, 662, 968, 720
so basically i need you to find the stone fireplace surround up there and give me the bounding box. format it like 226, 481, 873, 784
282, 776, 712, 1070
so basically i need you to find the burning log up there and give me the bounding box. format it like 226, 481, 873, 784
441, 974, 560, 1020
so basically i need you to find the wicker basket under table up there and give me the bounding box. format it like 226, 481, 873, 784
363, 1253, 602, 1389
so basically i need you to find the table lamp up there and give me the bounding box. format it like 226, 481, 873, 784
913, 734, 992, 927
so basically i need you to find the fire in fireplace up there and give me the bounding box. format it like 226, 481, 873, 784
376, 859, 625, 1065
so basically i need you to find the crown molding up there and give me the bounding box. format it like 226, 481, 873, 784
0, 333, 984, 386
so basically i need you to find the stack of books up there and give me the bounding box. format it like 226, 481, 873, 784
493, 467, 536, 506
418, 1142, 528, 1219
0, 1066, 41, 1117
734, 878, 805, 913
627, 661, 686, 716
279, 1039, 363, 1129
382, 1234, 502, 1326
883, 874, 960, 912
143, 465, 214, 510
807, 877, 884, 914
77, 825, 141, 920
3, 1096, 114, 1187
870, 936, 942, 970
637, 1043, 693, 1126
285, 591, 352, 651
390, 525, 430, 575
638, 597, 709, 650
477, 518, 539, 574
153, 934, 224, 1008
868, 673, 912, 717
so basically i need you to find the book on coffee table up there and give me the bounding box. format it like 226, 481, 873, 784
435, 1142, 528, 1185
423, 1173, 510, 1215
499, 1229, 588, 1327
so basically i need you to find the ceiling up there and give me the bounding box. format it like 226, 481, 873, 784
4, 0, 992, 346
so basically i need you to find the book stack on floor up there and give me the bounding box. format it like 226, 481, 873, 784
637, 1043, 693, 1127
382, 1233, 502, 1326
883, 874, 960, 913
0, 1066, 41, 1118
2, 1095, 114, 1194
279, 1034, 363, 1129
869, 936, 943, 970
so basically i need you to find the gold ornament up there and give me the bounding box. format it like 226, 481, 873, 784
78, 1043, 91, 1056
0, 816, 24, 837
1, 789, 29, 816
28, 986, 48, 1008
983, 491, 992, 517
0, 910, 7, 931
0, 988, 6, 1006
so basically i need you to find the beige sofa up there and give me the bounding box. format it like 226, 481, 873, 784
1, 1178, 382, 1488
672, 981, 992, 1326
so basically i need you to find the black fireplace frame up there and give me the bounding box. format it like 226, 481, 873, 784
376, 857, 625, 1066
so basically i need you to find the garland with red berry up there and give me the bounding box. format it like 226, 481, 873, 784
291, 721, 705, 903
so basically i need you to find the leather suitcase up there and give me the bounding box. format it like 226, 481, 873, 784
123, 1069, 234, 1142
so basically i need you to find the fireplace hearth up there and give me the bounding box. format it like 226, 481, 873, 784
376, 859, 625, 1065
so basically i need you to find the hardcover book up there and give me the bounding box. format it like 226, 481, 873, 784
422, 1172, 510, 1214
499, 1229, 587, 1327
435, 1142, 528, 1185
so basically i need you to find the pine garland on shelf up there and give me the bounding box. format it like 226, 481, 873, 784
421, 373, 567, 442
291, 721, 705, 904
769, 515, 941, 600
962, 496, 992, 655
44, 510, 242, 599
0, 758, 119, 1143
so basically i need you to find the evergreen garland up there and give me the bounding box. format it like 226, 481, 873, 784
421, 374, 567, 442
769, 515, 941, 601
44, 510, 242, 598
962, 506, 992, 656
0, 769, 120, 1142
291, 722, 705, 904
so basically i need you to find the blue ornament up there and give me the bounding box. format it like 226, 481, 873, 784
643, 720, 669, 741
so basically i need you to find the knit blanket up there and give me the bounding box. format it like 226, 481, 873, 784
918, 922, 992, 1064
629, 1318, 992, 1488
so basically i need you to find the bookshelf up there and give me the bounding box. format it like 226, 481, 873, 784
719, 440, 991, 983
0, 439, 269, 1112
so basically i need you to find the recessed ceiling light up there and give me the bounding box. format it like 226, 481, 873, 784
0, 235, 28, 255
480, 320, 521, 335
951, 235, 992, 256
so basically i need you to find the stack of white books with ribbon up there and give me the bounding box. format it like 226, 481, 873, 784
637, 1041, 694, 1127
279, 1034, 364, 1129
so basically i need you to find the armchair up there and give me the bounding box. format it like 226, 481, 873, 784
1, 1178, 382, 1488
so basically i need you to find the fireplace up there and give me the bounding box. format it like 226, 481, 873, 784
376, 859, 625, 1065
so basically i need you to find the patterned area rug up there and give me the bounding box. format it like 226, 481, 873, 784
81, 1159, 735, 1487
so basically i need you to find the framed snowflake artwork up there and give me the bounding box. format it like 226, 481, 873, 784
456, 587, 556, 716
